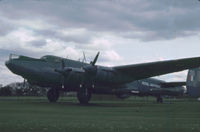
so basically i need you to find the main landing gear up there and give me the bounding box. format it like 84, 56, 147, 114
47, 86, 92, 104
156, 96, 163, 103
77, 85, 92, 104
47, 88, 60, 102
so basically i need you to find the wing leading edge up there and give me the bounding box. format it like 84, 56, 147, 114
113, 56, 200, 81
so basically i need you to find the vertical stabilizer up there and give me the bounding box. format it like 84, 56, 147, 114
186, 68, 200, 97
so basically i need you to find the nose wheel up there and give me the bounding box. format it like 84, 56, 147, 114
77, 85, 92, 104
47, 88, 59, 102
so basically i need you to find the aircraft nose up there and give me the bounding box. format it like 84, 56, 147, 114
5, 60, 11, 68
5, 59, 24, 75
5, 59, 15, 71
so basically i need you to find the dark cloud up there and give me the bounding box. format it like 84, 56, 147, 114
0, 48, 44, 59
29, 39, 46, 47
0, 20, 16, 36
0, 0, 199, 41
0, 0, 199, 85
0, 49, 10, 57
34, 29, 92, 44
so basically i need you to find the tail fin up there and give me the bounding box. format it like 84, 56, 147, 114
186, 68, 200, 97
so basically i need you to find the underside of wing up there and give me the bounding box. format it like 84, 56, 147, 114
113, 56, 200, 81
160, 82, 186, 88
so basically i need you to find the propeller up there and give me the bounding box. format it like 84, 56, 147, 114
61, 59, 65, 69
82, 52, 100, 86
82, 51, 87, 63
54, 52, 100, 88
90, 52, 100, 66
83, 52, 100, 74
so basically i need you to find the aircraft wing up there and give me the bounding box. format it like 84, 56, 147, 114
113, 56, 200, 81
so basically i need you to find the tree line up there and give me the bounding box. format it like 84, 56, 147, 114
0, 83, 48, 96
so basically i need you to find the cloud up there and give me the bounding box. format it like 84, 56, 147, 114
34, 28, 93, 44
0, 0, 199, 85
29, 39, 47, 47
0, 0, 200, 41
0, 19, 16, 36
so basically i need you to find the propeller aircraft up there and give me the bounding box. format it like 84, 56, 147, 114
5, 52, 200, 104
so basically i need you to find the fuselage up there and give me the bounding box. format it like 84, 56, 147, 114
125, 78, 185, 97
5, 54, 128, 92
5, 54, 185, 97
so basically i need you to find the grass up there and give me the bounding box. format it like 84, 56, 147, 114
0, 96, 199, 132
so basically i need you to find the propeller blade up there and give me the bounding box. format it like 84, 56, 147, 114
61, 59, 65, 69
82, 51, 87, 63
91, 52, 100, 66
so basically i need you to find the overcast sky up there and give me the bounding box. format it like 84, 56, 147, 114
0, 0, 200, 85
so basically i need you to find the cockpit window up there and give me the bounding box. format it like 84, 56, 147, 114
41, 56, 48, 60
9, 54, 20, 60
40, 55, 62, 62
9, 54, 42, 61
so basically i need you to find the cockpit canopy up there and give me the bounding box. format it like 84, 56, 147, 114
9, 54, 36, 61
40, 55, 63, 62
8, 54, 65, 63
9, 54, 63, 62
9, 54, 43, 61
9, 54, 20, 60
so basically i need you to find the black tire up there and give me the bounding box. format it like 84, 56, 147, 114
77, 86, 92, 104
47, 88, 59, 102
156, 96, 163, 103
160, 97, 163, 103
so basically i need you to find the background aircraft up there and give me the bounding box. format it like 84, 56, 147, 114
116, 68, 200, 103
115, 78, 186, 103
5, 53, 200, 104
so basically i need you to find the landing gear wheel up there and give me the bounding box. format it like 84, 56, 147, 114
156, 96, 163, 103
77, 86, 92, 104
47, 88, 59, 102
